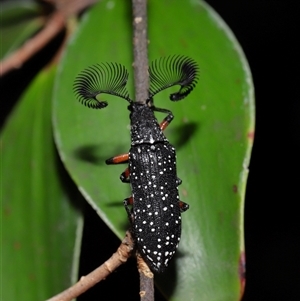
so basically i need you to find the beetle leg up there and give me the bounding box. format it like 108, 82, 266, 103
159, 112, 174, 131
176, 177, 182, 186
120, 167, 130, 183
178, 200, 189, 213
124, 196, 134, 221
106, 153, 130, 183
152, 106, 174, 131
106, 153, 129, 164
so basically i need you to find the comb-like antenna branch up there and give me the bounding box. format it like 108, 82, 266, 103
73, 62, 132, 109
148, 55, 199, 101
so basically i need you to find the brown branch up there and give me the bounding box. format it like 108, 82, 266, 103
52, 0, 98, 16
132, 1, 154, 300
0, 0, 98, 77
137, 253, 154, 301
46, 230, 134, 301
132, 0, 149, 103
0, 11, 65, 76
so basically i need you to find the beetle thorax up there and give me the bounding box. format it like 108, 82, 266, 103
129, 103, 167, 146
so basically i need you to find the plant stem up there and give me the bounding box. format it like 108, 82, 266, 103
132, 1, 155, 300
45, 231, 134, 301
137, 253, 155, 301
132, 0, 149, 104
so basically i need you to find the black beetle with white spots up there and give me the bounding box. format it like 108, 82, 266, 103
74, 55, 199, 273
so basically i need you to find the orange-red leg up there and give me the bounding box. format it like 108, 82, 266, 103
179, 200, 189, 213
120, 167, 130, 183
106, 153, 129, 164
106, 153, 130, 183
159, 112, 174, 131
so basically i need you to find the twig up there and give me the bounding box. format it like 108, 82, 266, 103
46, 230, 134, 301
51, 0, 98, 16
0, 0, 97, 77
132, 1, 155, 300
0, 11, 65, 77
137, 253, 154, 301
132, 0, 149, 103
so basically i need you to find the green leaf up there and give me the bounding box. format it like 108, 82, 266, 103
53, 0, 254, 300
1, 65, 82, 300
0, 1, 43, 59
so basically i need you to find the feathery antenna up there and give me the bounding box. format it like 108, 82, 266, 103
148, 55, 199, 101
73, 62, 132, 109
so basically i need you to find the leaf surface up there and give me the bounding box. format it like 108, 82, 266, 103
1, 65, 82, 300
53, 0, 254, 299
0, 0, 43, 59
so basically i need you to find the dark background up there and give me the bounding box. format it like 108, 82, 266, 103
1, 1, 299, 300
206, 3, 299, 301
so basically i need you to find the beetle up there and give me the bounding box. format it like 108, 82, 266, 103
73, 55, 199, 273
